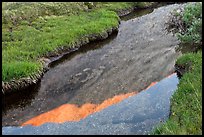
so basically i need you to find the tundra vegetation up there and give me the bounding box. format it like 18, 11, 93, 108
2, 2, 202, 135
2, 2, 144, 82
152, 2, 202, 135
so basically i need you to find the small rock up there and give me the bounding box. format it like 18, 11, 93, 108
75, 73, 82, 77
176, 9, 181, 13
99, 66, 105, 70
149, 38, 154, 41
83, 68, 91, 72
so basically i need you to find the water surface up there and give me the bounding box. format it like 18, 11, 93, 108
2, 4, 183, 127
2, 73, 179, 135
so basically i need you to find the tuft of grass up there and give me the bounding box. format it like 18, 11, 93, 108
2, 61, 42, 81
152, 51, 202, 135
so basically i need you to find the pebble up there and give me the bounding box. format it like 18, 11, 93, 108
75, 73, 82, 77
99, 66, 105, 70
83, 68, 91, 72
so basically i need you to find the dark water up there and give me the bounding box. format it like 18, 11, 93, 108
120, 8, 154, 21
2, 73, 179, 135
2, 4, 184, 127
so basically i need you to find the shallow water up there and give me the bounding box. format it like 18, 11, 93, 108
2, 73, 179, 135
3, 4, 183, 127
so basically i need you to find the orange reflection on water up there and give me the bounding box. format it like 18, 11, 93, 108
22, 73, 175, 127
145, 82, 157, 90
22, 92, 136, 126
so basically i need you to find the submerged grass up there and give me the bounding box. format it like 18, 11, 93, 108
152, 51, 202, 135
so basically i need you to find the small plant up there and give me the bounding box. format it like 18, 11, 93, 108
176, 3, 202, 44
152, 3, 202, 135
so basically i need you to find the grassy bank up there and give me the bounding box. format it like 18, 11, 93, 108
152, 51, 202, 135
3, 2, 139, 82
2, 9, 119, 82
2, 2, 160, 82
152, 2, 202, 135
2, 2, 135, 27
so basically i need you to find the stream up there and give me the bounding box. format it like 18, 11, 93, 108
2, 3, 185, 134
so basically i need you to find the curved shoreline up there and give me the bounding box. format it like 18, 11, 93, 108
2, 26, 118, 95
2, 3, 159, 95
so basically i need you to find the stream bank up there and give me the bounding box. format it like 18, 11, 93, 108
2, 4, 185, 127
2, 3, 162, 95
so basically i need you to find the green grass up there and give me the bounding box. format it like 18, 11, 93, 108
152, 51, 202, 135
3, 2, 142, 82
2, 2, 156, 82
133, 2, 156, 8
2, 61, 42, 81
151, 2, 202, 135
2, 2, 135, 28
2, 8, 119, 82
2, 2, 89, 27
95, 2, 134, 11
176, 2, 202, 44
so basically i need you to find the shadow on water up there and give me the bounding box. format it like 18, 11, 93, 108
120, 3, 173, 21
49, 31, 118, 68
2, 81, 41, 115
175, 42, 202, 54
1, 21, 119, 119
48, 6, 161, 68
174, 42, 201, 79
120, 8, 154, 21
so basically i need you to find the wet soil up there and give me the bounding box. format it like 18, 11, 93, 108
2, 4, 183, 126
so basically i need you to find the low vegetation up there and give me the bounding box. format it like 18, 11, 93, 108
2, 2, 159, 82
2, 2, 137, 82
168, 2, 202, 44
94, 2, 134, 11
153, 51, 202, 135
176, 2, 202, 44
152, 2, 202, 135
2, 8, 119, 81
